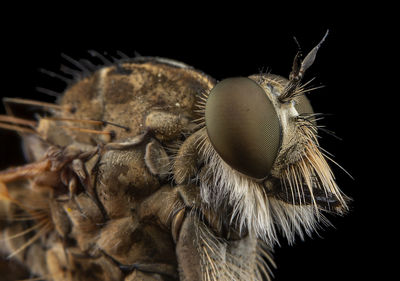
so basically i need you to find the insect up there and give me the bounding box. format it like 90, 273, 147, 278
0, 30, 349, 281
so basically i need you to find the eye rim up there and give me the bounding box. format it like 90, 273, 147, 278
205, 77, 282, 180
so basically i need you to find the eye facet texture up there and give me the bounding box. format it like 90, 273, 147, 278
205, 77, 281, 179
294, 95, 314, 115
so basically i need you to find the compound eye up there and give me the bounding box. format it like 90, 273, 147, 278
294, 94, 317, 125
294, 95, 314, 115
205, 77, 281, 179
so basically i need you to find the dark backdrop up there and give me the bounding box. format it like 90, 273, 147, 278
0, 9, 385, 281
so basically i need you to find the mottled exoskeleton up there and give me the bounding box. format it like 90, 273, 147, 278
0, 31, 348, 281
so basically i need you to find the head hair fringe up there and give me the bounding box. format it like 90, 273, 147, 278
195, 127, 346, 246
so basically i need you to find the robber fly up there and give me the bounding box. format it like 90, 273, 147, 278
0, 30, 349, 281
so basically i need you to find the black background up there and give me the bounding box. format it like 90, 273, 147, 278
0, 5, 387, 281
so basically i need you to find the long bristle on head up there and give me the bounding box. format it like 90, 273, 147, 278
281, 118, 348, 214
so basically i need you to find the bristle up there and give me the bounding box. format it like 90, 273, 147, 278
194, 89, 210, 119
35, 87, 62, 98
0, 181, 12, 202
192, 116, 205, 123
0, 122, 37, 134
281, 120, 348, 213
0, 115, 37, 127
197, 220, 265, 281
88, 50, 113, 65
321, 151, 353, 179
59, 126, 114, 136
197, 134, 323, 245
60, 64, 80, 78
61, 53, 91, 76
43, 117, 130, 131
299, 159, 319, 214
0, 160, 50, 183
116, 50, 130, 59
2, 97, 66, 112
0, 182, 33, 209
43, 116, 102, 125
7, 221, 52, 258
39, 68, 73, 84
79, 58, 98, 72
197, 95, 208, 103
8, 213, 47, 222
1, 219, 47, 241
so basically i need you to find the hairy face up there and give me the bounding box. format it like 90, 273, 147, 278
194, 72, 348, 244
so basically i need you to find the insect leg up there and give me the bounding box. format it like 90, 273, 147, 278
173, 129, 204, 185
0, 159, 51, 183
